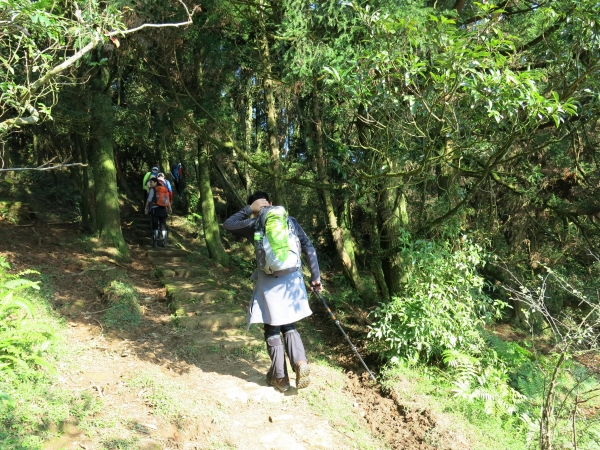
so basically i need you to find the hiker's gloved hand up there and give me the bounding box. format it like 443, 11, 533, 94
250, 198, 271, 216
311, 280, 322, 292
144, 207, 149, 215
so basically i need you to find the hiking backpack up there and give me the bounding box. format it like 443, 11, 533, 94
254, 206, 301, 274
143, 170, 159, 190
153, 182, 171, 207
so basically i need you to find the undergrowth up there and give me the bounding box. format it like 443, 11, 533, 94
380, 361, 528, 450
0, 257, 100, 449
329, 237, 600, 449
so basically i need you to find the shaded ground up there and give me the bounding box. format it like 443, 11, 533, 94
0, 211, 470, 449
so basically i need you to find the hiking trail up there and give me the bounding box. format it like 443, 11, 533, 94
1, 212, 465, 449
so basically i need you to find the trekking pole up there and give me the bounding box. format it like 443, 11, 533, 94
311, 288, 377, 383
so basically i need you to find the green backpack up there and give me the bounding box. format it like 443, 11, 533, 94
254, 206, 301, 274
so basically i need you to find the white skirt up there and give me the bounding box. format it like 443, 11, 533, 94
247, 269, 312, 328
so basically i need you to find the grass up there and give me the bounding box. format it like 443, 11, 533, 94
102, 437, 140, 450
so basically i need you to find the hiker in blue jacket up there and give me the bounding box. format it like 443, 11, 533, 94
223, 191, 322, 392
171, 162, 184, 199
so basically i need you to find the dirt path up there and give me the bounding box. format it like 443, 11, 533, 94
0, 214, 458, 449
0, 218, 380, 449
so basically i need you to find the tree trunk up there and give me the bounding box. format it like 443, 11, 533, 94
34, 134, 43, 167
72, 133, 92, 231
152, 111, 170, 174
89, 62, 129, 259
244, 84, 253, 196
198, 140, 229, 266
114, 150, 133, 199
311, 90, 371, 302
82, 134, 96, 230
257, 6, 285, 206
234, 83, 254, 197
212, 156, 246, 210
369, 212, 390, 299
377, 188, 409, 298
159, 134, 170, 179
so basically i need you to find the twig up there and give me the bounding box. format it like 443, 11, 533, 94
91, 318, 104, 333
105, 259, 126, 269
92, 383, 103, 397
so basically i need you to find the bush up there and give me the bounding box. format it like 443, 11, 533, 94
368, 237, 506, 363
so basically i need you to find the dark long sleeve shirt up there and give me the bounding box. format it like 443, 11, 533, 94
223, 205, 321, 283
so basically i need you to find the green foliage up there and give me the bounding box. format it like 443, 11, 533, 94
442, 349, 525, 416
102, 281, 142, 330
0, 0, 126, 137
380, 360, 528, 449
369, 236, 506, 363
0, 265, 100, 449
0, 256, 54, 377
188, 188, 200, 214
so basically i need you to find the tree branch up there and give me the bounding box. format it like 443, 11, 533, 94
0, 163, 88, 172
1, 1, 195, 136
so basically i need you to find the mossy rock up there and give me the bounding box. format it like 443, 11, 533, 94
102, 280, 142, 330
155, 266, 211, 279
173, 312, 246, 331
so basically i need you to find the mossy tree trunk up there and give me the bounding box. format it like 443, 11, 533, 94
72, 132, 92, 231
89, 59, 129, 260
312, 90, 372, 302
376, 187, 409, 298
257, 5, 285, 206
198, 140, 229, 266
243, 82, 253, 197
233, 81, 254, 198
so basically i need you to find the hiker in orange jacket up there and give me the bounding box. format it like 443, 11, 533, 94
145, 177, 171, 248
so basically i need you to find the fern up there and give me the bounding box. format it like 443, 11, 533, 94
443, 349, 525, 416
0, 256, 54, 377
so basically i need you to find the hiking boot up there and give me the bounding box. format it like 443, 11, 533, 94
266, 375, 290, 393
294, 361, 310, 389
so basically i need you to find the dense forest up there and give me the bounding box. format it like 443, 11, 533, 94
2, 0, 600, 448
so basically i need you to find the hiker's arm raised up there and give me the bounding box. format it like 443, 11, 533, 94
223, 206, 256, 236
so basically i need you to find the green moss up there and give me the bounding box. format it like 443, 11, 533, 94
102, 281, 142, 330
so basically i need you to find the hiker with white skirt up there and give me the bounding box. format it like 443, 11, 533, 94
223, 191, 322, 392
